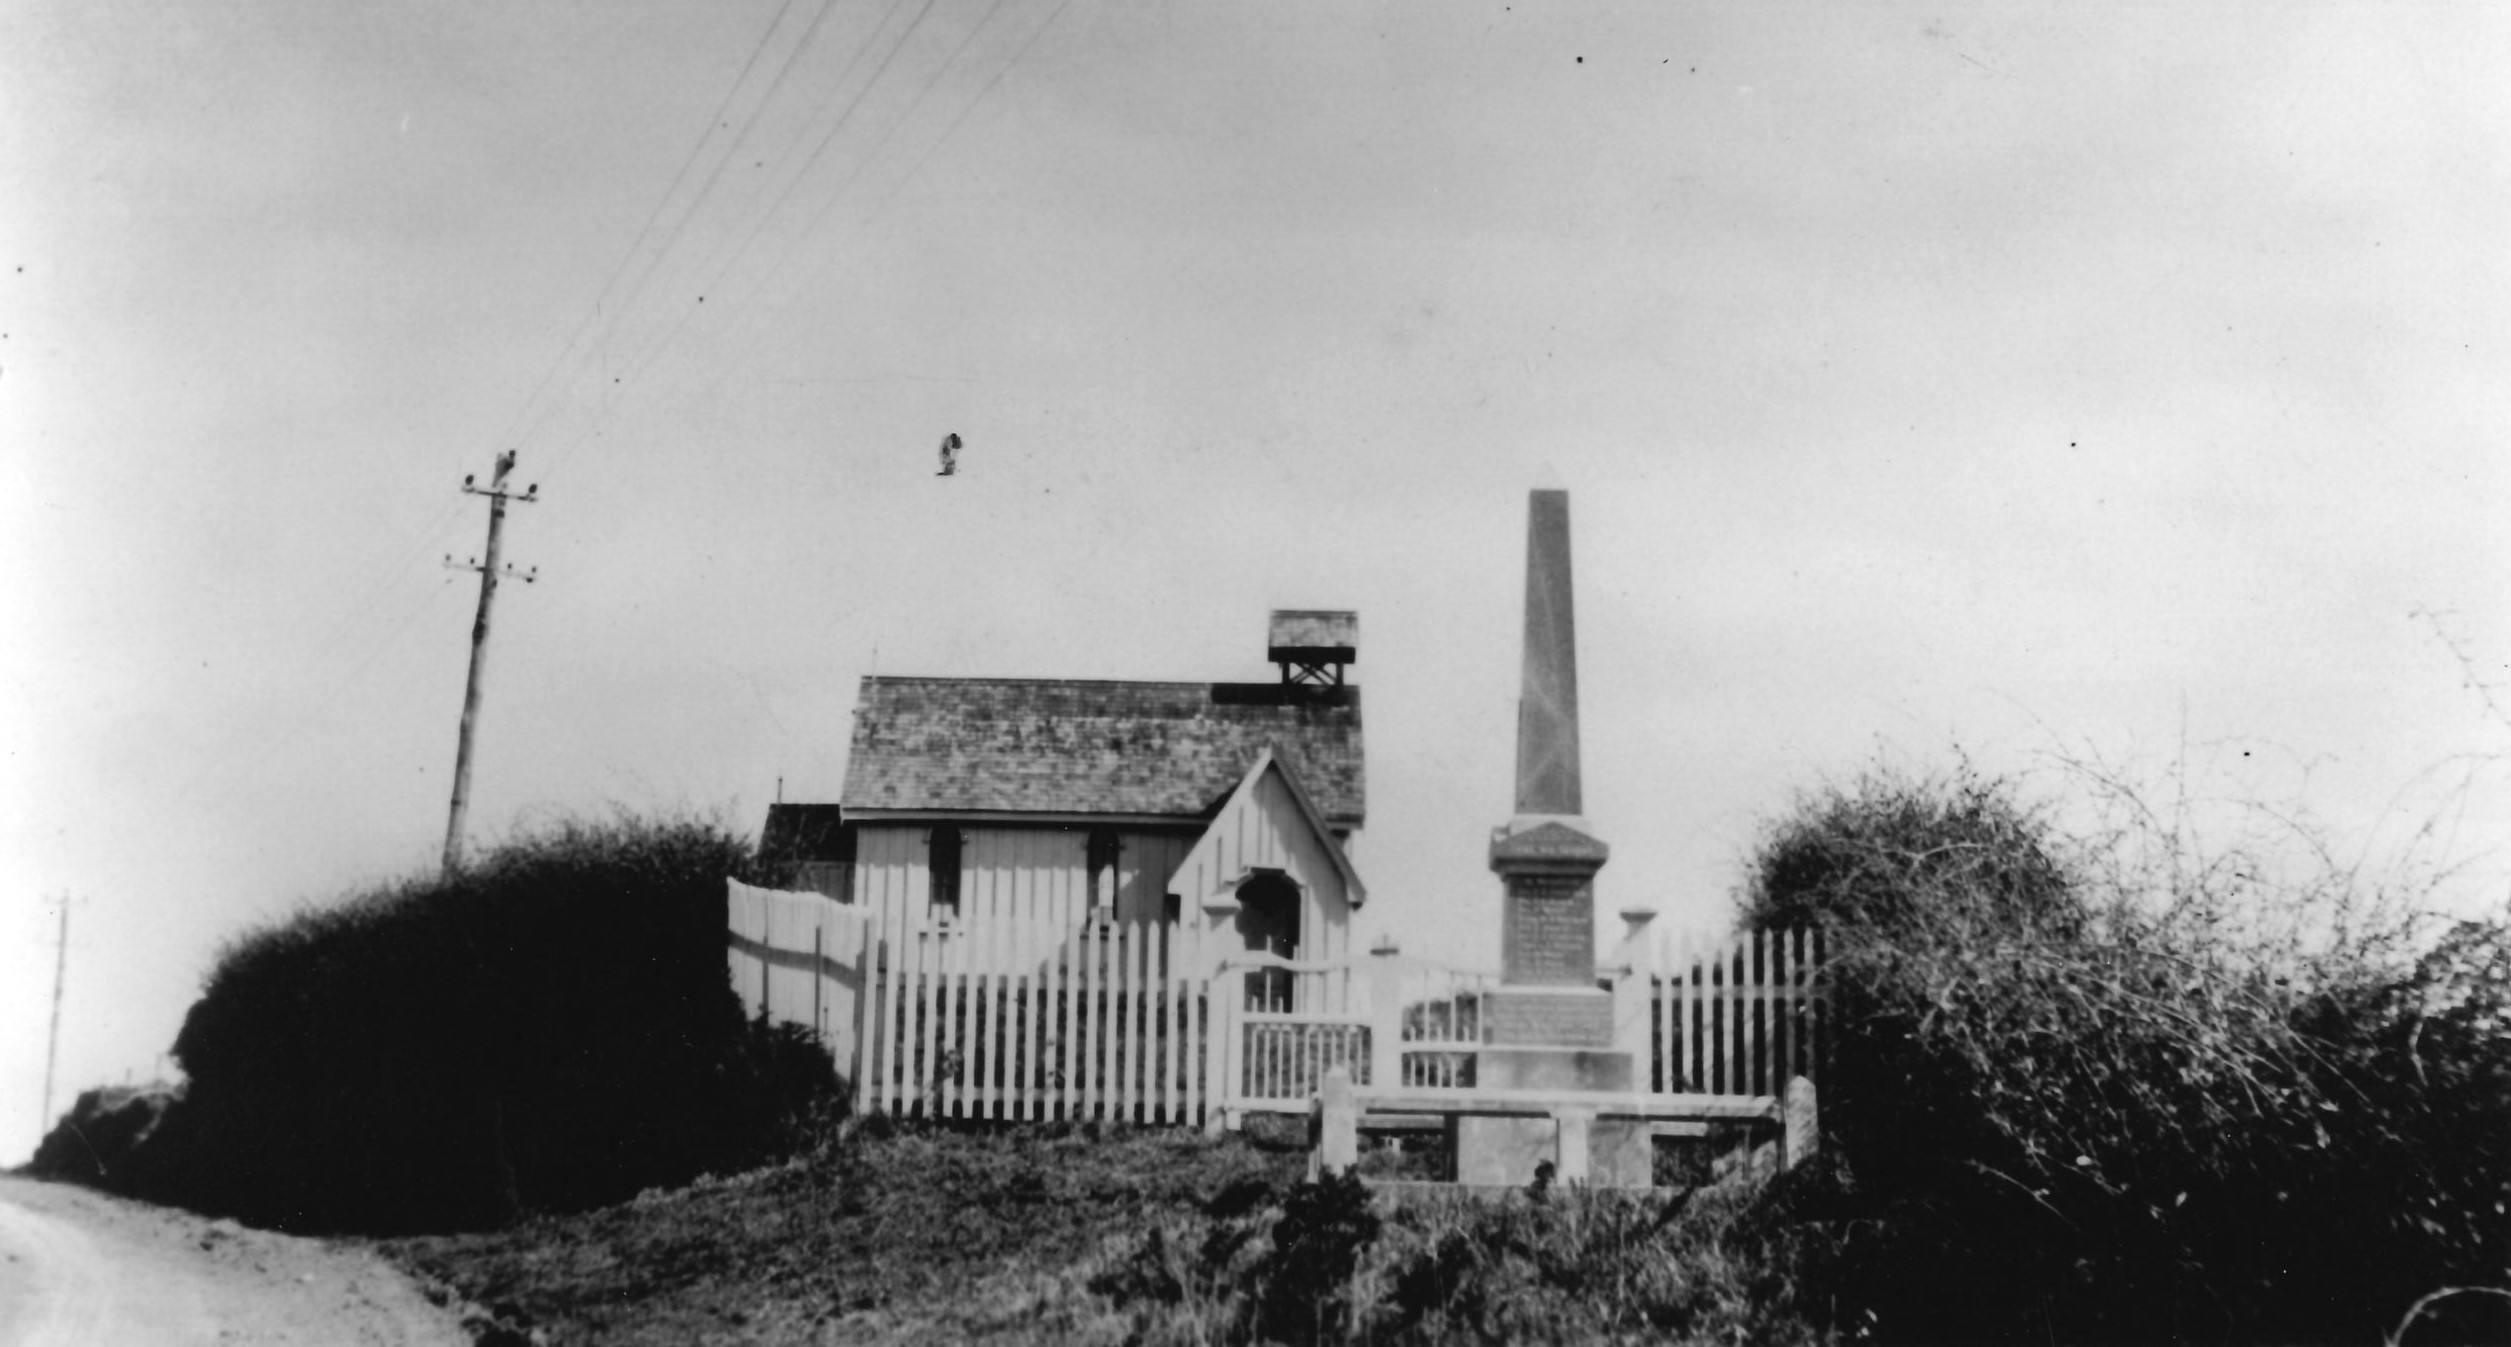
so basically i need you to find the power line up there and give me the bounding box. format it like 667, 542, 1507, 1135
512, 0, 862, 460
205, 4, 851, 834
293, 2, 859, 725
640, 0, 945, 342
511, 0, 918, 477
546, 0, 1043, 478
204, 0, 1068, 833
123, 1, 1001, 846
540, 0, 958, 478
496, 0, 832, 461
659, 0, 1072, 425
867, 0, 1074, 226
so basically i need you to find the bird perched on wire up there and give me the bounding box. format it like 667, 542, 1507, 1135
937, 432, 961, 476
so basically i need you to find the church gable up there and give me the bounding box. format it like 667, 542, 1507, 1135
1167, 750, 1367, 970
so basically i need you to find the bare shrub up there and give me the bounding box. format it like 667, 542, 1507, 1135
1741, 759, 2510, 1343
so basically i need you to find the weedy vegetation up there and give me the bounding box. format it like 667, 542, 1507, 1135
1741, 759, 2510, 1344
1085, 1161, 1836, 1346
386, 1122, 1308, 1346
385, 1121, 1833, 1346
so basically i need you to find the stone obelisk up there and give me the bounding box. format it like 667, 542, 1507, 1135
1512, 488, 1584, 822
1454, 490, 1642, 1185
1481, 488, 1622, 1074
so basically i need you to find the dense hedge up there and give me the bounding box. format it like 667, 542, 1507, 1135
94, 818, 835, 1232
1739, 765, 2511, 1344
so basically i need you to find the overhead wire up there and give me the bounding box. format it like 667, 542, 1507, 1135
865, 0, 1074, 227
516, 0, 866, 460
589, 0, 933, 391
499, 0, 833, 462
173, 0, 845, 824
312, 0, 847, 669
206, 0, 1075, 826
666, 0, 1072, 425
510, 0, 927, 484
535, 0, 963, 482
545, 0, 1058, 479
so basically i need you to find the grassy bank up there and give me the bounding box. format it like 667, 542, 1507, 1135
380, 1121, 1832, 1347
383, 1122, 1307, 1345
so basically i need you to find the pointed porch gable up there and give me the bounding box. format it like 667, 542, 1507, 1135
1168, 748, 1367, 970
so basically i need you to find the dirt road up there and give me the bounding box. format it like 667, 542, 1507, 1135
0, 1175, 470, 1346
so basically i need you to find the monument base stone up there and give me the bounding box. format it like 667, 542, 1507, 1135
1589, 1120, 1654, 1188
1451, 1116, 1553, 1187
1475, 1044, 1635, 1093
1483, 986, 1615, 1047
1449, 1115, 1655, 1188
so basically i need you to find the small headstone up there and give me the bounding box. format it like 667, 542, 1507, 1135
1310, 1066, 1359, 1180
1783, 1075, 1820, 1171
1551, 1106, 1594, 1185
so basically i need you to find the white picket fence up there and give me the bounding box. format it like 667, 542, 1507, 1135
1641, 927, 1823, 1098
865, 914, 1208, 1123
1212, 953, 1494, 1106
727, 880, 1820, 1127
725, 880, 876, 1068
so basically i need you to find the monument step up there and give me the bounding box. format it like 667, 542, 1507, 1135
1351, 1087, 1778, 1121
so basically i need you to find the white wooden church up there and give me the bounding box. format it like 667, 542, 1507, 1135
762, 611, 1368, 978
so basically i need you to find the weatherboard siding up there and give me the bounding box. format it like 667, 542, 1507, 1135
848, 825, 1203, 965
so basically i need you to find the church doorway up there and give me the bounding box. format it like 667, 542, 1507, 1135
1234, 872, 1302, 1012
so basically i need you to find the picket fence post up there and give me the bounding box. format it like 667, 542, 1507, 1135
1058, 925, 1078, 1120
1159, 922, 1177, 1124
1748, 929, 1764, 1096
1366, 950, 1403, 1090
851, 913, 877, 1110
1022, 924, 1045, 1121
1206, 963, 1236, 1132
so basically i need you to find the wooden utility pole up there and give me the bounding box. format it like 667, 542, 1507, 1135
41, 894, 67, 1127
443, 451, 538, 875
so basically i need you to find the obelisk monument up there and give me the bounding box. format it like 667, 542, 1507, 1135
1482, 488, 1622, 1073
1453, 489, 1647, 1185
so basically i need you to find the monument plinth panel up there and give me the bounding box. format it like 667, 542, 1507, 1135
1501, 881, 1595, 986
1484, 813, 1618, 1060
1490, 817, 1611, 989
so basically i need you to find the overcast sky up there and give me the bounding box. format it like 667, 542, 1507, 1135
4, 1, 2504, 1160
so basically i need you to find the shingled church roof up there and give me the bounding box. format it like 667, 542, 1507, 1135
839, 676, 1364, 826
